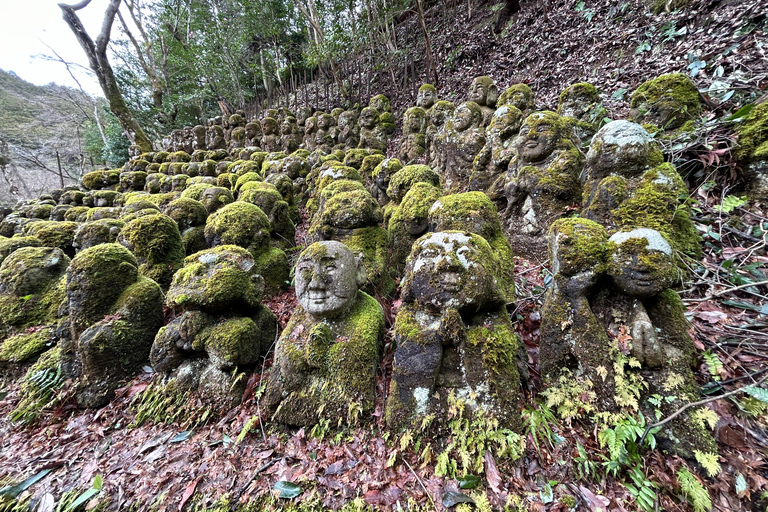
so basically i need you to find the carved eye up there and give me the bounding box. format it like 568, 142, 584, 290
420, 248, 438, 259
536, 124, 552, 133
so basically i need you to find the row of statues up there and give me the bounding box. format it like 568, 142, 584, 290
0, 72, 723, 460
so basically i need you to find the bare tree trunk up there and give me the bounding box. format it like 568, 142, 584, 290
415, 0, 439, 86
59, 0, 152, 152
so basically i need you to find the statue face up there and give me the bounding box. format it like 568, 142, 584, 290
518, 119, 557, 163
608, 229, 676, 298
468, 79, 489, 106
295, 241, 360, 318
200, 187, 232, 214
417, 88, 436, 109
360, 109, 377, 129
245, 123, 260, 139
453, 105, 475, 132
586, 121, 654, 178
408, 232, 493, 310
261, 119, 277, 135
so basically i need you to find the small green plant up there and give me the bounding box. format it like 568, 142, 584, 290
434, 392, 524, 478
522, 402, 559, 456
713, 195, 747, 213
10, 356, 65, 426
677, 468, 712, 512
130, 378, 212, 429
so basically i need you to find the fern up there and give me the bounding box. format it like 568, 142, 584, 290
693, 451, 721, 477
692, 408, 719, 430
743, 384, 768, 404
701, 351, 723, 380
677, 468, 712, 512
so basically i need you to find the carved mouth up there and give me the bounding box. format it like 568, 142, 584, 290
439, 273, 461, 291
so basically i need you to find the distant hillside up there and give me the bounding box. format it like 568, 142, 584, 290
0, 69, 107, 206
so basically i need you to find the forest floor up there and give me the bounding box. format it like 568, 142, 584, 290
2, 0, 768, 511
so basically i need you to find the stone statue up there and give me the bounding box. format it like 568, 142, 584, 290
263, 241, 384, 426
425, 100, 455, 173
628, 73, 701, 133
64, 244, 163, 408
501, 111, 584, 260
385, 231, 521, 430
315, 114, 336, 152
245, 122, 262, 148
398, 107, 428, 164
260, 117, 282, 153
192, 125, 207, 151
557, 82, 606, 146
387, 182, 442, 279
206, 122, 226, 150
443, 101, 486, 193
581, 120, 700, 258
117, 213, 185, 290
416, 83, 437, 110
336, 110, 360, 149
200, 186, 234, 215
369, 158, 403, 208
281, 116, 302, 155
498, 83, 535, 118
303, 116, 318, 151
467, 76, 499, 127
149, 246, 277, 407
469, 104, 524, 193
357, 107, 388, 152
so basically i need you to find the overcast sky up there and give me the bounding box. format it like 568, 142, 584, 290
0, 0, 108, 96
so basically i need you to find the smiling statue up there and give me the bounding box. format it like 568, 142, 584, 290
385, 231, 521, 430
262, 241, 384, 426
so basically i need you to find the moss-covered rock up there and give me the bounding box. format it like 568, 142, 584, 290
387, 164, 441, 205
0, 328, 53, 363
82, 170, 120, 191
73, 219, 125, 252
117, 213, 185, 289
0, 236, 42, 266
387, 182, 442, 278
628, 73, 701, 132
23, 221, 78, 257
735, 102, 768, 200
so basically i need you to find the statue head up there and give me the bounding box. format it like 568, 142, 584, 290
404, 107, 427, 135
453, 102, 483, 132
369, 94, 391, 113
558, 82, 600, 121
338, 110, 357, 129
403, 231, 502, 311
468, 76, 498, 108
295, 241, 365, 319
516, 111, 566, 163
429, 101, 455, 129
261, 117, 278, 135
608, 228, 677, 298
245, 122, 262, 140
359, 107, 379, 129
548, 218, 608, 282
586, 120, 659, 179
498, 84, 535, 113
417, 84, 437, 109
200, 186, 234, 214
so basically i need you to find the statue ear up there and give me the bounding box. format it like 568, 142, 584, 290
487, 85, 499, 107
354, 252, 367, 288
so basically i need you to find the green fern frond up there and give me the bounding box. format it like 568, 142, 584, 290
677, 468, 712, 512
694, 451, 721, 477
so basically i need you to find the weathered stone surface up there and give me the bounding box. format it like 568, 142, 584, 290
263, 241, 384, 426
386, 231, 521, 430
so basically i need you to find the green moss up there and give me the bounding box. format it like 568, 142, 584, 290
253, 246, 290, 293
629, 73, 701, 131
117, 214, 185, 288
559, 82, 599, 106
736, 101, 768, 163
612, 163, 701, 258
387, 165, 441, 204
23, 221, 78, 252
196, 317, 263, 368
204, 201, 271, 250
233, 172, 263, 194
498, 83, 534, 110
0, 328, 53, 362
548, 218, 610, 275
343, 149, 369, 169
82, 170, 120, 191
0, 236, 41, 265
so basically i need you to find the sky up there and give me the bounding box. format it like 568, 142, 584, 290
0, 0, 109, 96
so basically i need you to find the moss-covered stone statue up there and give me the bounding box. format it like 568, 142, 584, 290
63, 244, 164, 408
281, 116, 302, 155
238, 181, 296, 250
308, 189, 395, 298
149, 246, 277, 407
73, 219, 125, 252
385, 231, 521, 430
557, 82, 606, 146
387, 182, 442, 279
369, 158, 403, 208
192, 124, 207, 151
206, 122, 226, 150
468, 76, 499, 127
303, 116, 318, 151
369, 94, 396, 137
426, 101, 455, 173
416, 83, 437, 110
263, 241, 384, 426
628, 73, 701, 134
581, 120, 700, 258
735, 101, 768, 201
204, 201, 290, 293
315, 114, 337, 152
470, 104, 524, 193
595, 229, 715, 458
117, 213, 185, 290
500, 111, 584, 260
165, 197, 209, 256
357, 107, 388, 152
336, 110, 360, 149
398, 107, 428, 164
498, 83, 536, 118
0, 247, 68, 368
260, 117, 282, 153
443, 101, 486, 193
